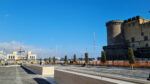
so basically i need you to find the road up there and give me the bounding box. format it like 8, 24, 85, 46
0, 65, 50, 84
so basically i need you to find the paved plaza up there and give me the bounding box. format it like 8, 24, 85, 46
0, 65, 50, 84
54, 65, 150, 80
1, 64, 150, 84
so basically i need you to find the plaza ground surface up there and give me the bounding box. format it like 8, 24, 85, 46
55, 65, 150, 80
1, 64, 149, 84
0, 65, 50, 84
39, 64, 149, 80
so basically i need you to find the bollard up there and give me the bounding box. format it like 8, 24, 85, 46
147, 74, 150, 80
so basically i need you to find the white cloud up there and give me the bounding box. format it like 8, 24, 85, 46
0, 41, 100, 59
0, 41, 63, 58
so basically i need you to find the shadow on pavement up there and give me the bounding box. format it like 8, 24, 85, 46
34, 78, 51, 84
21, 66, 35, 74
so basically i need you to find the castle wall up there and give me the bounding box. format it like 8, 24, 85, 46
104, 16, 150, 60
123, 16, 150, 50
103, 46, 128, 60
105, 20, 127, 60
106, 20, 124, 46
123, 18, 141, 50
140, 22, 150, 48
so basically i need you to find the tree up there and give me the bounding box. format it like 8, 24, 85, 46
64, 55, 68, 64
73, 54, 77, 63
128, 48, 135, 70
44, 58, 47, 64
101, 51, 106, 65
49, 57, 51, 64
85, 52, 89, 64
53, 56, 56, 64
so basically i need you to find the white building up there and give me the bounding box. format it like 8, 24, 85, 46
7, 51, 18, 60
6, 51, 37, 60
27, 51, 36, 60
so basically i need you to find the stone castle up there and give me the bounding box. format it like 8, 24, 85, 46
103, 16, 150, 60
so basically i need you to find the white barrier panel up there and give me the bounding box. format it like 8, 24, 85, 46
23, 64, 54, 76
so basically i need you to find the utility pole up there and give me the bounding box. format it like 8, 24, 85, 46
86, 48, 88, 52
56, 46, 57, 57
94, 32, 96, 60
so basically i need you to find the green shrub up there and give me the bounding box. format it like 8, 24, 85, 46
101, 51, 106, 65
53, 56, 56, 64
128, 48, 135, 70
73, 54, 77, 63
85, 52, 89, 63
65, 55, 68, 64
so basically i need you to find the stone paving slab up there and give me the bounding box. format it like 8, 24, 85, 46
55, 65, 150, 80
0, 65, 51, 84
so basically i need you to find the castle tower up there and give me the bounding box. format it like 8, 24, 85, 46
106, 20, 124, 46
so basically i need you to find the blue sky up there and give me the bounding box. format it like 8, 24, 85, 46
0, 0, 150, 58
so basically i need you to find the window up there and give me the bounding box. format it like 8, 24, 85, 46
131, 37, 135, 42
133, 23, 135, 26
141, 32, 144, 36
146, 43, 149, 47
144, 36, 148, 41
132, 44, 135, 47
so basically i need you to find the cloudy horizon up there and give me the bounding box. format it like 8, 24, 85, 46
0, 41, 64, 58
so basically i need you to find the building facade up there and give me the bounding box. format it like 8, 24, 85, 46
7, 51, 18, 60
7, 51, 37, 60
27, 51, 36, 60
103, 16, 150, 60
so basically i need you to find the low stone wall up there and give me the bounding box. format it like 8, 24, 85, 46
54, 69, 118, 84
23, 64, 54, 76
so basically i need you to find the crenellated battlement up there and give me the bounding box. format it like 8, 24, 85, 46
106, 16, 143, 26
124, 16, 142, 23
141, 20, 150, 26
106, 20, 123, 26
